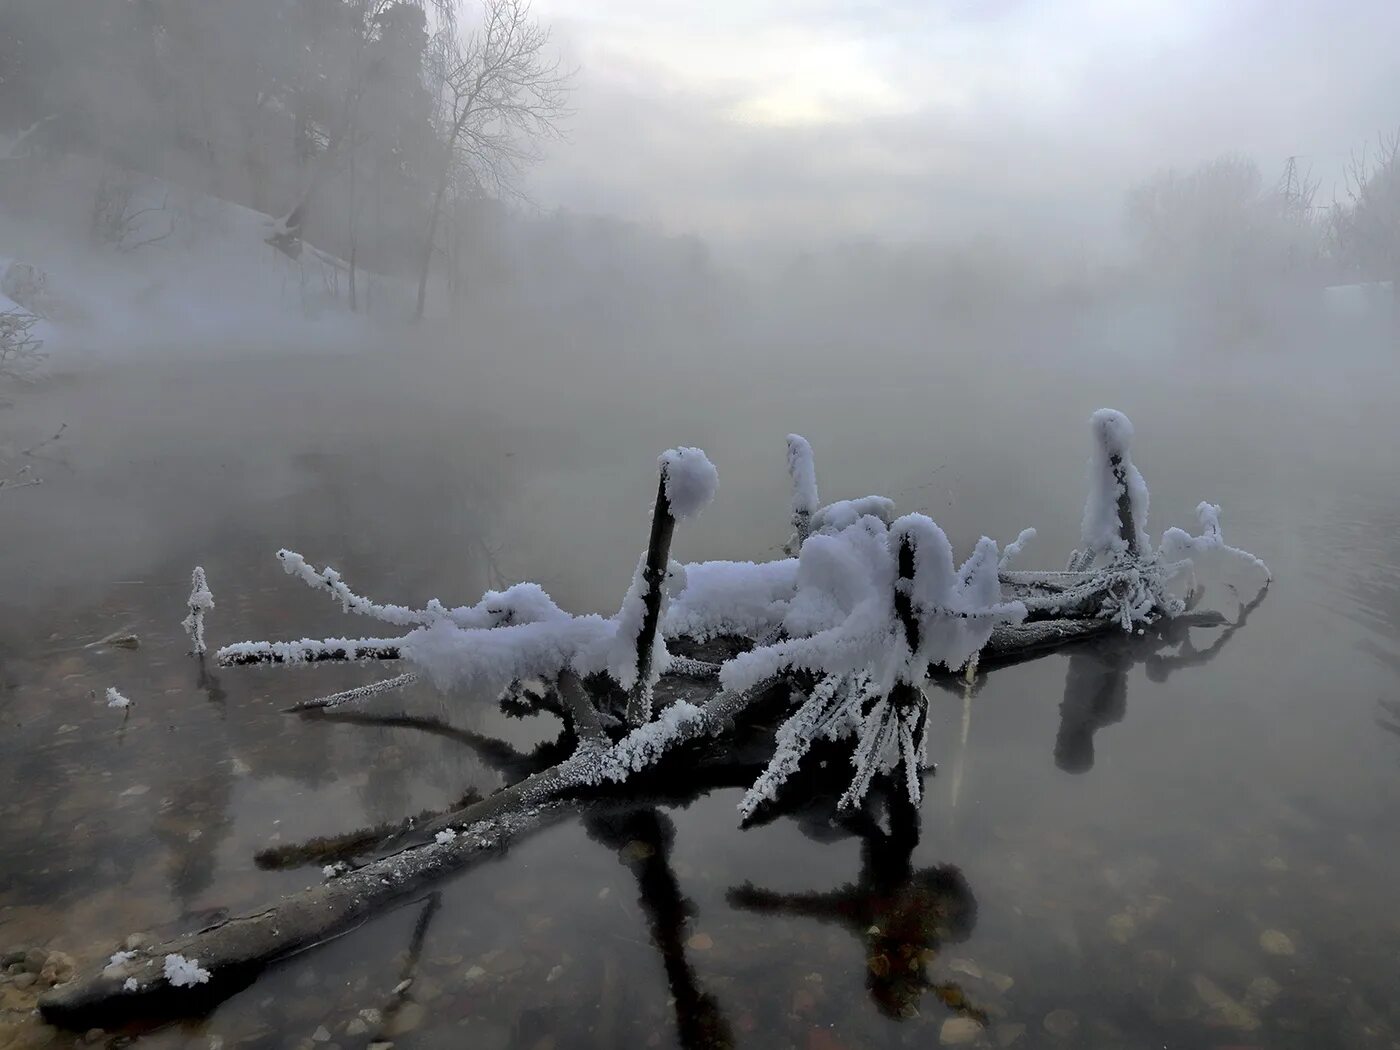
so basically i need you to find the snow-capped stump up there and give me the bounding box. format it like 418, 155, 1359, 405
44, 416, 1272, 1033
1026, 408, 1271, 633
620, 448, 717, 725
1079, 408, 1150, 561
785, 434, 819, 550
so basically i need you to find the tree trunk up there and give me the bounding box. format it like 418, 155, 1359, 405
347, 151, 357, 313
1392, 269, 1400, 345
414, 162, 452, 321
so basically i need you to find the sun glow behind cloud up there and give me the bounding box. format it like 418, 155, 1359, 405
528, 0, 1400, 243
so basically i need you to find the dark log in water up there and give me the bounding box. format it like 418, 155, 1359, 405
41, 605, 1203, 1029
38, 675, 764, 1030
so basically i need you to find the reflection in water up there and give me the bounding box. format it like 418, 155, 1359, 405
1378, 699, 1400, 757
325, 707, 738, 1048
196, 653, 228, 706
369, 892, 442, 1045
729, 806, 980, 1022
154, 655, 236, 917
588, 807, 735, 1050
1055, 647, 1130, 774
1056, 592, 1266, 774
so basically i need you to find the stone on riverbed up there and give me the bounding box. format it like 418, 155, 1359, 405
939, 1016, 983, 1044
1259, 929, 1296, 956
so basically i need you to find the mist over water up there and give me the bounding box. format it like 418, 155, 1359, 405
2, 1, 1400, 1048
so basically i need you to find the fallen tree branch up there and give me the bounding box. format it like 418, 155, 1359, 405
39, 677, 769, 1028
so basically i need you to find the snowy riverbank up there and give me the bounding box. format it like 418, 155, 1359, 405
0, 151, 415, 370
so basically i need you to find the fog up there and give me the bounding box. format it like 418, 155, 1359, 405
1, 0, 1397, 368
1, 4, 1397, 690
3, 6, 1400, 1047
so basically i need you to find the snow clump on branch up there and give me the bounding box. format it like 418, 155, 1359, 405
660, 447, 718, 520
730, 512, 1027, 818
162, 954, 210, 988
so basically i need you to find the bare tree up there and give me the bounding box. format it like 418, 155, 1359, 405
0, 309, 45, 388
1331, 129, 1400, 324
414, 0, 570, 319
266, 0, 456, 262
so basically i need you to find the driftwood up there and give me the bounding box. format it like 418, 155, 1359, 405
37, 607, 1158, 1028
40, 418, 1270, 1031
39, 604, 1259, 1029
38, 671, 769, 1028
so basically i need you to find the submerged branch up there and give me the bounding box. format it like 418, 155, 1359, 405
40, 678, 770, 1028
284, 672, 419, 712
253, 790, 483, 870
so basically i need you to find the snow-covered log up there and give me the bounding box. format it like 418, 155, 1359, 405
39, 411, 1274, 1032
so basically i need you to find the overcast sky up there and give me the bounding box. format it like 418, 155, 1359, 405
524, 0, 1400, 249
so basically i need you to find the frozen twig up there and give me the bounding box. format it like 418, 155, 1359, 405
217, 638, 403, 667
283, 672, 419, 712
181, 567, 214, 655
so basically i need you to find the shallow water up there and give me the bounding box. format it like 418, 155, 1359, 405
2, 322, 1399, 1049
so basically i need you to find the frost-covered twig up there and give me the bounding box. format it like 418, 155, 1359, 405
181, 566, 214, 655
998, 528, 1036, 569
1159, 502, 1272, 583
664, 657, 721, 679
217, 638, 403, 666
243, 451, 718, 711
278, 550, 571, 631
284, 672, 419, 712
276, 549, 450, 627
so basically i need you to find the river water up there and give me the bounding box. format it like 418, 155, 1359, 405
1, 315, 1398, 1049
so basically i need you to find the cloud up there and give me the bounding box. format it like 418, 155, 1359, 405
526, 0, 1400, 247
